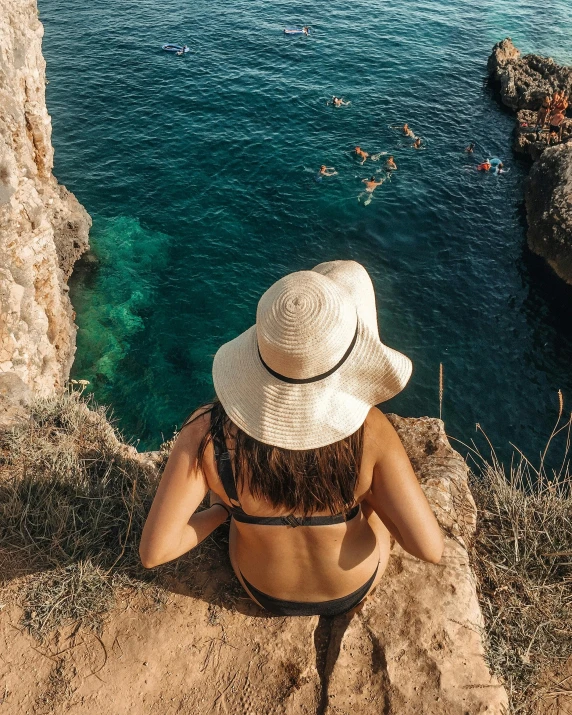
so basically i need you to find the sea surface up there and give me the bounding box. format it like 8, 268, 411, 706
40, 0, 572, 459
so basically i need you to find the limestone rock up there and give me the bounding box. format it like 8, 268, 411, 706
525, 142, 572, 285
488, 38, 572, 111
0, 0, 91, 398
0, 371, 31, 427
321, 415, 508, 714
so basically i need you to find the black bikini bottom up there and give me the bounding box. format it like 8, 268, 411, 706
240, 564, 379, 617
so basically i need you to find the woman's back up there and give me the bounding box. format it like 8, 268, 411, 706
192, 405, 439, 604
140, 260, 443, 616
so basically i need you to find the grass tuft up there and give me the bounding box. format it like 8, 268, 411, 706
466, 409, 572, 714
0, 390, 223, 640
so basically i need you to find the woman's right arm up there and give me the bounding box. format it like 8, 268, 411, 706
365, 409, 444, 564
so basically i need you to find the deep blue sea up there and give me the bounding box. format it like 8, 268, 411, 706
39, 0, 572, 457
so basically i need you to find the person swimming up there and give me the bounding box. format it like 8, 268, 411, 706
358, 174, 388, 205
476, 161, 492, 171
362, 176, 384, 192
386, 156, 397, 170
488, 158, 505, 174
332, 96, 350, 107
413, 137, 422, 149
316, 165, 337, 180
303, 26, 310, 35
355, 146, 369, 164
402, 123, 415, 138
465, 142, 475, 153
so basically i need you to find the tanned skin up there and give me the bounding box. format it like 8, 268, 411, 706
140, 407, 444, 607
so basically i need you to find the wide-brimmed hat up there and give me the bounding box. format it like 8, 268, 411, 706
212, 260, 412, 450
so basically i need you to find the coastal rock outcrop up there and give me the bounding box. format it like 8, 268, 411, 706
1, 413, 508, 713
488, 38, 572, 113
488, 38, 572, 159
0, 0, 90, 399
525, 143, 572, 284
488, 38, 572, 285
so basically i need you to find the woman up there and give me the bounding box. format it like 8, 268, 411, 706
139, 261, 444, 616
537, 96, 551, 127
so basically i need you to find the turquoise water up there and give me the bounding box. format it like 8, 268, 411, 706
40, 0, 572, 454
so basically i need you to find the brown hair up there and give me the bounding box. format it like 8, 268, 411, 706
186, 401, 363, 516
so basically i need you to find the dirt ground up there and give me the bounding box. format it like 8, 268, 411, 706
0, 542, 510, 715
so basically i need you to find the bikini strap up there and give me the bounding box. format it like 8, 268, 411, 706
211, 420, 241, 506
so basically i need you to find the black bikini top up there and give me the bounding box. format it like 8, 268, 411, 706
211, 423, 360, 527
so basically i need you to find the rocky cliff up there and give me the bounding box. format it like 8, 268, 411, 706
0, 0, 90, 422
525, 143, 572, 283
488, 38, 572, 285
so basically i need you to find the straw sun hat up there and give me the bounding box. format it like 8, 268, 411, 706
212, 260, 412, 450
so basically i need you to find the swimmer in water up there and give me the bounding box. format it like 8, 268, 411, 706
476, 161, 492, 171
386, 156, 397, 170
332, 96, 350, 107
318, 165, 337, 177
355, 146, 369, 164
358, 174, 388, 205
413, 137, 422, 149
303, 26, 310, 35
403, 123, 415, 138
362, 176, 384, 192
465, 142, 475, 153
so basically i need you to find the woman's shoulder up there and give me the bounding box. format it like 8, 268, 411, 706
176, 404, 214, 450
363, 407, 401, 457
364, 406, 393, 434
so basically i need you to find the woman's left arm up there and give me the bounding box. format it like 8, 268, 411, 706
139, 413, 226, 568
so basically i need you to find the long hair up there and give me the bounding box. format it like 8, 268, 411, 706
185, 401, 364, 516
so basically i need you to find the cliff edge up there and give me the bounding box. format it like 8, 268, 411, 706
0, 396, 509, 714
0, 0, 90, 421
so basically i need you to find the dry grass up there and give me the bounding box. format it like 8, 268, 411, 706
0, 389, 227, 641
467, 400, 572, 714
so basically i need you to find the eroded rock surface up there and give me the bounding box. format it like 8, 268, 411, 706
0, 416, 508, 714
488, 38, 572, 113
525, 143, 572, 284
0, 0, 90, 396
488, 38, 572, 285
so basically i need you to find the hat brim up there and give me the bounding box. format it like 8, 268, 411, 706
212, 318, 412, 450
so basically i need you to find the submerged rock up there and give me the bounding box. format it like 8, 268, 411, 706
488, 38, 572, 285
0, 0, 91, 396
525, 142, 572, 285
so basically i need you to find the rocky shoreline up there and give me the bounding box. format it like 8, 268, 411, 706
0, 0, 91, 425
488, 38, 572, 285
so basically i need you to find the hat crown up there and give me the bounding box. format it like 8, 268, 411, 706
256, 271, 357, 381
